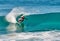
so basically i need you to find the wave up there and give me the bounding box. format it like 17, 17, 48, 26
0, 12, 60, 41
0, 13, 60, 33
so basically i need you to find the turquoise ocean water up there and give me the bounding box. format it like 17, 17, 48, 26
0, 12, 60, 34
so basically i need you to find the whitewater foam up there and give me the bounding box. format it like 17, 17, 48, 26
0, 30, 60, 41
5, 7, 43, 23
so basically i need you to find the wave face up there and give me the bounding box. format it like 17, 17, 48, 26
0, 13, 60, 33
24, 13, 60, 31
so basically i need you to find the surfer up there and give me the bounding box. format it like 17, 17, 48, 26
18, 16, 24, 23
16, 15, 25, 32
17, 14, 28, 32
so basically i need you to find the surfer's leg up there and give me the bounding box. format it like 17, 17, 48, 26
21, 23, 24, 32
16, 23, 24, 32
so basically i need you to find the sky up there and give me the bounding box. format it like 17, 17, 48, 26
0, 0, 60, 16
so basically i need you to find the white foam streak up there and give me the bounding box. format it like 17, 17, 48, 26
0, 31, 60, 41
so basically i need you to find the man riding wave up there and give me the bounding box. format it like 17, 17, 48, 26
16, 14, 27, 32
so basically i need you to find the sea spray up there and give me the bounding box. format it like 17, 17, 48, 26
5, 7, 40, 23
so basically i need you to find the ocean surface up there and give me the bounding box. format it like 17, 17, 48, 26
0, 12, 60, 41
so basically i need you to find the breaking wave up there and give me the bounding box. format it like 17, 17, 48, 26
5, 7, 41, 23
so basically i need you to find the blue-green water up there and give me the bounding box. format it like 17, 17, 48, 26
0, 12, 60, 34
0, 13, 60, 41
24, 12, 60, 31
